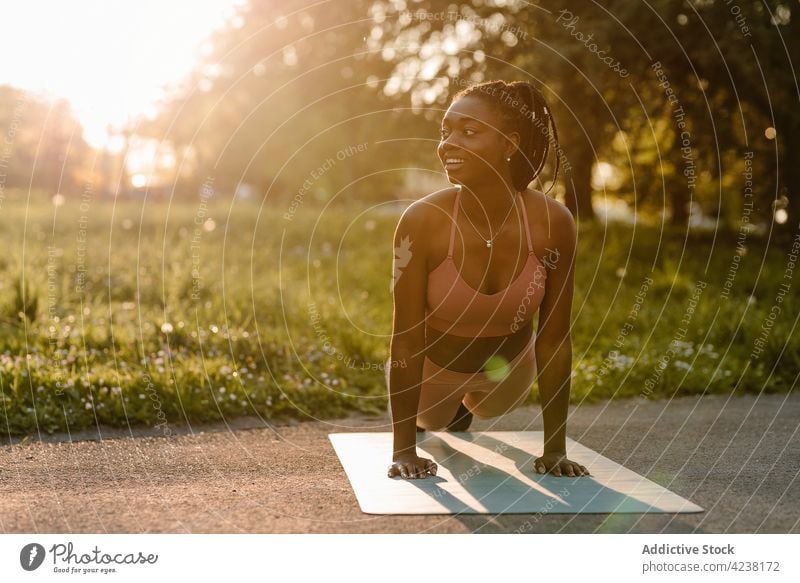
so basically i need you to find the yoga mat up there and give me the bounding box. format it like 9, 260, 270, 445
329, 431, 704, 515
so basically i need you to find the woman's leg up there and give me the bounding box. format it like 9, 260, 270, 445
463, 334, 537, 419
416, 356, 477, 430
415, 332, 537, 428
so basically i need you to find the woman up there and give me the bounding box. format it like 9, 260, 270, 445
386, 79, 590, 480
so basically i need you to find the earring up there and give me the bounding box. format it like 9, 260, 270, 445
506, 156, 512, 162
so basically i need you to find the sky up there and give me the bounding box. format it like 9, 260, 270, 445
1, 0, 246, 149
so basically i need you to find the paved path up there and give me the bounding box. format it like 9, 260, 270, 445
1, 393, 798, 533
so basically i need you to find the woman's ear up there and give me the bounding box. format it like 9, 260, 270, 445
504, 130, 521, 159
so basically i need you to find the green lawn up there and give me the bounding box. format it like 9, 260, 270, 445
0, 190, 796, 435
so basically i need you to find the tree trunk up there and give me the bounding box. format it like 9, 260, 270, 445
563, 143, 595, 222
670, 179, 689, 227
782, 130, 800, 230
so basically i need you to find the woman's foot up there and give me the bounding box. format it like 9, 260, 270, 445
446, 401, 473, 432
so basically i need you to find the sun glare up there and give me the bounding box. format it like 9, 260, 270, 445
1, 0, 247, 149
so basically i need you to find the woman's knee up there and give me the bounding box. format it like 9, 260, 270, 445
467, 402, 505, 419
415, 416, 446, 431
416, 399, 461, 430
466, 389, 529, 419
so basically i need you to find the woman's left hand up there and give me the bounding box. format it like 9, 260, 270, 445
533, 452, 590, 477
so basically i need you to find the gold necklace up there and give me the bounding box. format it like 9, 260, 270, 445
458, 190, 520, 248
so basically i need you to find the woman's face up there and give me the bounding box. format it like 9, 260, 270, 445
436, 94, 518, 186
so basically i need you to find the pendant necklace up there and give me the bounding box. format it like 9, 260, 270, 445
458, 190, 521, 248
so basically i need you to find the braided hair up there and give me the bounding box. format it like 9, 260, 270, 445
451, 80, 561, 194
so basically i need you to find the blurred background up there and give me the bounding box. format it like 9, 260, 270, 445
0, 0, 797, 436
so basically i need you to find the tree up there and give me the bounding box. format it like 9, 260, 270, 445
135, 0, 423, 204
369, 0, 799, 229
370, 0, 660, 221
0, 84, 94, 197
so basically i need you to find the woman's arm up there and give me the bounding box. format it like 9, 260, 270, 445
388, 202, 429, 458
533, 201, 588, 476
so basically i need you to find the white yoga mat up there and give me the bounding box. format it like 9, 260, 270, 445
329, 431, 704, 515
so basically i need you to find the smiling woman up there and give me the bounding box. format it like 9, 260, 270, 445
386, 79, 589, 481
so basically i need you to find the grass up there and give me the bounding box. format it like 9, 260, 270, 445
0, 189, 796, 436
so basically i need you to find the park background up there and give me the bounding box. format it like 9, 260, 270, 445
0, 0, 797, 436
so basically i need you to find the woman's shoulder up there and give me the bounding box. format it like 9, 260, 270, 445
417, 186, 459, 209
402, 186, 459, 225
523, 188, 574, 229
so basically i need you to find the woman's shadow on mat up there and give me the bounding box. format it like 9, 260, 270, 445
397, 431, 665, 516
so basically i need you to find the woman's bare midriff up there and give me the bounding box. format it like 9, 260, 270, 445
424, 319, 534, 373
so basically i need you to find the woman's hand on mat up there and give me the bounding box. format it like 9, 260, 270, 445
533, 452, 590, 477
388, 452, 438, 479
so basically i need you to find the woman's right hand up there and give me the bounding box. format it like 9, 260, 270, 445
388, 452, 437, 479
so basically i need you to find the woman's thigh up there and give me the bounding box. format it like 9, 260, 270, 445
415, 356, 477, 430
463, 355, 536, 419
416, 350, 536, 428
464, 335, 537, 418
